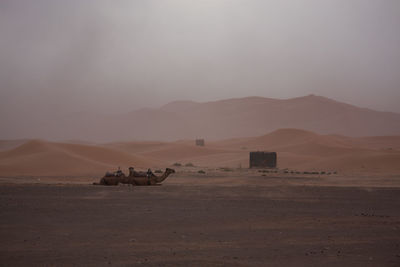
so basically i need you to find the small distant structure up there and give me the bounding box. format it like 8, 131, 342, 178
249, 151, 277, 168
195, 139, 205, 146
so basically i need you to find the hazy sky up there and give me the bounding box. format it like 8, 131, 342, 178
1, 0, 400, 119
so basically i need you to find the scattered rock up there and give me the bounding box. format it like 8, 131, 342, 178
358, 213, 390, 218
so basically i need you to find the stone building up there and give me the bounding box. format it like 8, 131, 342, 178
249, 151, 277, 168
195, 139, 205, 146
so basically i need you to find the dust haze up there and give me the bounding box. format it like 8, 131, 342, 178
1, 0, 400, 140
2, 2, 400, 266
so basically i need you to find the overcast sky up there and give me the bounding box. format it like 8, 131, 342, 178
1, 0, 400, 119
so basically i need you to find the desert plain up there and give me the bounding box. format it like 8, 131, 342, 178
1, 128, 400, 266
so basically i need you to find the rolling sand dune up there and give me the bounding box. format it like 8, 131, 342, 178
211, 129, 354, 150
106, 140, 234, 164
295, 151, 400, 172
0, 139, 28, 152
206, 129, 400, 173
346, 136, 400, 150
0, 129, 399, 176
105, 129, 400, 173
0, 140, 164, 176
139, 143, 229, 162
105, 141, 170, 154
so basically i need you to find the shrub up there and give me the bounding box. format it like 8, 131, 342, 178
172, 163, 182, 167
185, 163, 194, 167
198, 170, 206, 174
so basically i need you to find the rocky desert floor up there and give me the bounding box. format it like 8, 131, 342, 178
1, 169, 400, 267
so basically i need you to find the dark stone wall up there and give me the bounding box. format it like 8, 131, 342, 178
195, 139, 205, 146
249, 152, 277, 168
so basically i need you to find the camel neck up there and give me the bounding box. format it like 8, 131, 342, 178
156, 171, 170, 183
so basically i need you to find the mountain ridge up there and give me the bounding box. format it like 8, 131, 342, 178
1, 95, 399, 142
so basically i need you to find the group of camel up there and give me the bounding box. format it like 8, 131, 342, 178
93, 167, 175, 186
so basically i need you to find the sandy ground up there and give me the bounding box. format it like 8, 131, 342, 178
1, 171, 400, 266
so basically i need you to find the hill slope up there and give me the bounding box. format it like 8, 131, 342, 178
207, 129, 400, 173
0, 140, 164, 176
118, 95, 400, 141
1, 95, 400, 142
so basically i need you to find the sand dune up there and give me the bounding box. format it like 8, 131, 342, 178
106, 129, 400, 173
205, 129, 400, 172
0, 139, 28, 152
105, 141, 169, 154
346, 136, 400, 150
211, 129, 351, 150
139, 143, 228, 162
0, 140, 164, 176
0, 129, 399, 176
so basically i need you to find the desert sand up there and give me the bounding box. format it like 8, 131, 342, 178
1, 128, 399, 177
1, 129, 400, 266
0, 140, 162, 176
1, 171, 400, 266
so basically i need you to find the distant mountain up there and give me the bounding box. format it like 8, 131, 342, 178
2, 95, 400, 141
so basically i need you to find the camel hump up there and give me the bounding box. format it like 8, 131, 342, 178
132, 171, 147, 177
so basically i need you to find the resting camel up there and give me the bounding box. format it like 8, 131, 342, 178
93, 167, 175, 186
